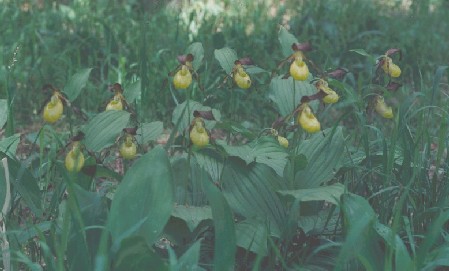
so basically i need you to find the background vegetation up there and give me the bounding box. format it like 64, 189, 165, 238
1, 0, 449, 270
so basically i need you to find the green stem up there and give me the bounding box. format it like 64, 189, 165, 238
186, 88, 192, 204
5, 72, 14, 137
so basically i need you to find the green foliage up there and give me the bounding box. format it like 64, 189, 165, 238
108, 146, 173, 249
83, 110, 130, 152
0, 99, 7, 128
63, 68, 92, 102
1, 0, 449, 270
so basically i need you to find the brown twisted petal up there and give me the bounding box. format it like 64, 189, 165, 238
385, 48, 402, 60
123, 127, 138, 135
327, 68, 348, 79
177, 53, 194, 64
387, 82, 402, 92
292, 42, 313, 52
193, 110, 215, 121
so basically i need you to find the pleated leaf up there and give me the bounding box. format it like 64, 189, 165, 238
336, 193, 384, 271
235, 218, 268, 256
83, 110, 130, 152
186, 42, 204, 71
268, 76, 316, 117
123, 80, 141, 103
217, 136, 288, 176
203, 174, 236, 271
2, 158, 42, 217
108, 146, 173, 249
221, 158, 287, 237
278, 26, 298, 58
0, 134, 20, 158
173, 239, 204, 271
214, 47, 238, 74
278, 183, 345, 205
171, 205, 212, 232
172, 100, 221, 132
136, 121, 163, 145
193, 148, 224, 182
63, 68, 92, 102
294, 127, 345, 188
0, 99, 6, 128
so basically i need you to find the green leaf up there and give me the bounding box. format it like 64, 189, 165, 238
214, 47, 238, 74
278, 26, 298, 58
430, 66, 448, 106
0, 99, 7, 128
214, 121, 256, 140
278, 183, 345, 205
217, 136, 288, 176
108, 146, 173, 249
113, 236, 168, 271
337, 193, 384, 271
123, 80, 141, 103
268, 76, 316, 117
294, 127, 346, 188
298, 210, 339, 234
186, 42, 204, 71
136, 121, 163, 145
244, 65, 268, 75
373, 222, 412, 270
416, 209, 449, 267
0, 134, 20, 158
235, 218, 268, 256
14, 221, 52, 244
171, 205, 212, 232
83, 110, 130, 152
193, 148, 224, 183
174, 239, 204, 271
221, 159, 287, 237
171, 100, 221, 132
2, 158, 42, 217
63, 68, 92, 102
203, 176, 236, 271
349, 49, 376, 63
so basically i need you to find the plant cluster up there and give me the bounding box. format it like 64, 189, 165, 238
1, 9, 449, 271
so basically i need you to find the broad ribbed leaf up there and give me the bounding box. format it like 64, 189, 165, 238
174, 239, 204, 271
298, 210, 340, 234
294, 127, 345, 188
0, 99, 6, 128
114, 236, 168, 271
235, 218, 268, 256
214, 47, 238, 74
373, 222, 412, 270
0, 134, 20, 158
123, 80, 141, 103
83, 110, 130, 152
171, 100, 220, 132
186, 42, 204, 71
203, 174, 236, 271
278, 26, 298, 58
278, 183, 345, 205
136, 121, 163, 144
337, 193, 383, 270
217, 136, 288, 176
171, 205, 212, 232
63, 68, 92, 101
268, 76, 316, 117
3, 158, 42, 216
245, 65, 268, 75
108, 146, 173, 249
221, 159, 287, 237
193, 148, 224, 182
